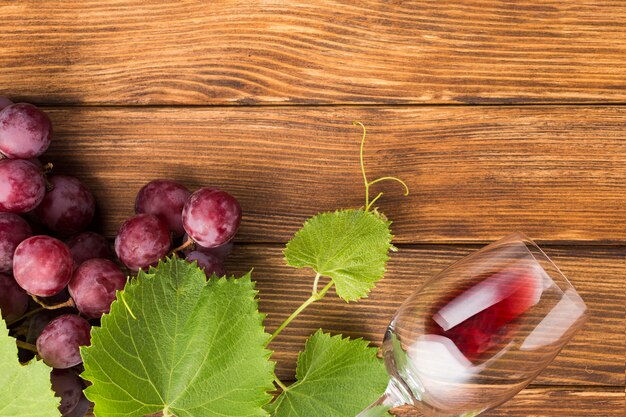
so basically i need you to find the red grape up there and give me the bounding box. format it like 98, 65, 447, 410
0, 103, 52, 159
13, 236, 74, 297
0, 272, 29, 322
37, 314, 91, 369
35, 175, 95, 235
51, 369, 85, 415
0, 97, 12, 110
69, 258, 126, 319
182, 188, 241, 248
0, 159, 46, 213
66, 231, 112, 265
185, 251, 226, 277
0, 212, 32, 272
114, 213, 171, 271
135, 179, 190, 237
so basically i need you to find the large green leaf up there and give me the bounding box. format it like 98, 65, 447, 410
0, 318, 60, 417
268, 330, 390, 417
81, 258, 275, 417
284, 209, 393, 301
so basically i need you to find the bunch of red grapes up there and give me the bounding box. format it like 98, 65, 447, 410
0, 97, 242, 416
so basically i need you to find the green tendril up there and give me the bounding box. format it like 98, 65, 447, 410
353, 121, 410, 211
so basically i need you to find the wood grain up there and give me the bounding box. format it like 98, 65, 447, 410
392, 388, 625, 416
223, 244, 625, 386
1, 1, 625, 105
41, 106, 626, 243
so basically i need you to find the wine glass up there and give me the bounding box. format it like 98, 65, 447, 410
358, 233, 588, 417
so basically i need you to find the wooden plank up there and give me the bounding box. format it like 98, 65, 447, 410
1, 1, 625, 105
225, 245, 625, 386
392, 388, 624, 416
41, 106, 626, 243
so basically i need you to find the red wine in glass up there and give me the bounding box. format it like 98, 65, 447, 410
358, 233, 588, 417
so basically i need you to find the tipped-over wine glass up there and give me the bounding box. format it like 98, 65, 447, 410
358, 233, 588, 417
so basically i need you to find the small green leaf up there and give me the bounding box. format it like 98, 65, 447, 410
81, 257, 275, 417
0, 318, 60, 417
268, 330, 390, 417
284, 209, 393, 301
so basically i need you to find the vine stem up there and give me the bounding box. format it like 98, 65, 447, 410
267, 280, 334, 345
16, 340, 38, 353
274, 377, 290, 392
31, 295, 74, 310
353, 121, 409, 211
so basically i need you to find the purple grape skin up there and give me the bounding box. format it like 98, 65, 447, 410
37, 314, 91, 369
114, 213, 171, 271
0, 103, 52, 159
182, 188, 241, 248
51, 369, 85, 415
35, 175, 96, 236
13, 236, 74, 297
69, 258, 126, 319
0, 97, 13, 110
0, 159, 46, 213
0, 272, 29, 322
0, 212, 32, 272
65, 231, 112, 265
185, 251, 226, 276
135, 179, 191, 238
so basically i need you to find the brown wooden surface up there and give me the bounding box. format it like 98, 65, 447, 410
42, 106, 626, 244
2, 1, 624, 415
1, 1, 625, 105
392, 388, 624, 416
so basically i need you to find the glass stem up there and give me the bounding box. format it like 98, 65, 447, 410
356, 379, 409, 417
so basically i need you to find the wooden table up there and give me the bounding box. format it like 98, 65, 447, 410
2, 1, 624, 416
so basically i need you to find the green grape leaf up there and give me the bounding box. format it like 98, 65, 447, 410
0, 318, 60, 417
81, 257, 275, 417
284, 209, 393, 301
268, 330, 390, 417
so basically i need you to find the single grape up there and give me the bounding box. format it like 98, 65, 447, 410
35, 175, 95, 236
0, 273, 29, 322
51, 369, 85, 415
182, 188, 241, 248
66, 231, 112, 265
0, 159, 46, 213
181, 233, 234, 259
135, 179, 191, 237
36, 314, 91, 369
0, 97, 13, 110
0, 103, 52, 159
0, 212, 32, 272
185, 251, 226, 277
13, 236, 74, 297
114, 213, 171, 271
69, 258, 126, 319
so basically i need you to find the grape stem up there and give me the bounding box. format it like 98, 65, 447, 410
169, 237, 194, 255
31, 295, 75, 310
354, 121, 410, 212
15, 340, 38, 353
6, 307, 44, 326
